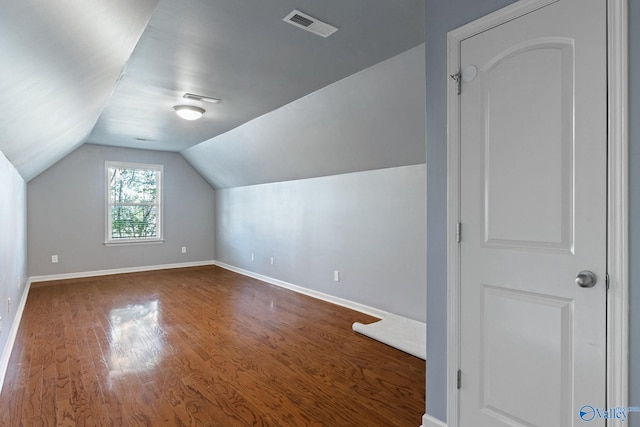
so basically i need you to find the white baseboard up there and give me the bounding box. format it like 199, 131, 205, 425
0, 280, 31, 393
422, 413, 447, 427
28, 260, 216, 284
213, 261, 387, 319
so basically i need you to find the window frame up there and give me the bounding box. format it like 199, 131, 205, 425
104, 161, 164, 246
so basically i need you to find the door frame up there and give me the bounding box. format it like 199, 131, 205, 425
445, 1, 628, 426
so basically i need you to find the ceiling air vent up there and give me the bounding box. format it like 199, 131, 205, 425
283, 10, 338, 38
290, 14, 313, 27
183, 93, 221, 104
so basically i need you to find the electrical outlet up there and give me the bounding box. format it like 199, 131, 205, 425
51, 255, 59, 263
334, 271, 340, 282
251, 253, 255, 261
181, 246, 187, 254
17, 278, 21, 290
7, 298, 11, 314
270, 257, 274, 265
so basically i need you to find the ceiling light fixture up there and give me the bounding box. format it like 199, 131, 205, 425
174, 105, 205, 120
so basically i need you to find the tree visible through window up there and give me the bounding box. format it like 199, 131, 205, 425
106, 162, 163, 243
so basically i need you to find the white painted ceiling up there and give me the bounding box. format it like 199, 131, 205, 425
0, 0, 425, 182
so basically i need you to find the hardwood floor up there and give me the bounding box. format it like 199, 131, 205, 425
0, 266, 425, 426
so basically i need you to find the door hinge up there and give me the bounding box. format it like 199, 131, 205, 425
457, 369, 462, 389
450, 72, 462, 95
456, 222, 462, 243
606, 273, 610, 290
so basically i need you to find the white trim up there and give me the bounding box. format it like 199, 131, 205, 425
606, 0, 629, 423
104, 239, 165, 246
446, 22, 463, 427
422, 413, 447, 427
105, 160, 164, 244
0, 280, 31, 393
445, 1, 628, 426
29, 260, 216, 284
213, 261, 387, 319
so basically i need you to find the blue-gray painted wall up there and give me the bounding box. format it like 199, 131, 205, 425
27, 144, 216, 276
215, 165, 427, 323
0, 150, 28, 387
424, 1, 517, 420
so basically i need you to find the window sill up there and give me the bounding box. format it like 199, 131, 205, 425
104, 239, 165, 247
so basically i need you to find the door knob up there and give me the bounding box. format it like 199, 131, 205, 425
575, 270, 597, 288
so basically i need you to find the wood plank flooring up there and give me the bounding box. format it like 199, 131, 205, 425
0, 266, 425, 426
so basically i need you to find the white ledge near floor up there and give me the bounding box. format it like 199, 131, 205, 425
352, 313, 426, 360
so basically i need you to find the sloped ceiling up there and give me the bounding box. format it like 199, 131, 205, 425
0, 0, 159, 181
183, 45, 426, 188
1, 0, 424, 183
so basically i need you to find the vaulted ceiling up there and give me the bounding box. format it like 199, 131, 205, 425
0, 0, 425, 183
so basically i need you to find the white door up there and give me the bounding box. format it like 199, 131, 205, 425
458, 0, 607, 426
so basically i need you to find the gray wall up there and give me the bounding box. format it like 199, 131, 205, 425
28, 144, 215, 276
0, 149, 28, 373
629, 1, 639, 425
215, 165, 426, 322
424, 0, 519, 422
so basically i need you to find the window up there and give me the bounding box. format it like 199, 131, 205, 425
105, 161, 163, 244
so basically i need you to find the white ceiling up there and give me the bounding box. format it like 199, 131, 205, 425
0, 0, 424, 182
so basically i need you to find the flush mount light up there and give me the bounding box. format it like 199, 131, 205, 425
173, 105, 205, 120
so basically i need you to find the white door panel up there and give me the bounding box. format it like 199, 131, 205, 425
458, 0, 607, 426
480, 286, 573, 426
482, 40, 573, 252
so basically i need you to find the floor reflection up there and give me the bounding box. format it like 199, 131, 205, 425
108, 300, 163, 374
